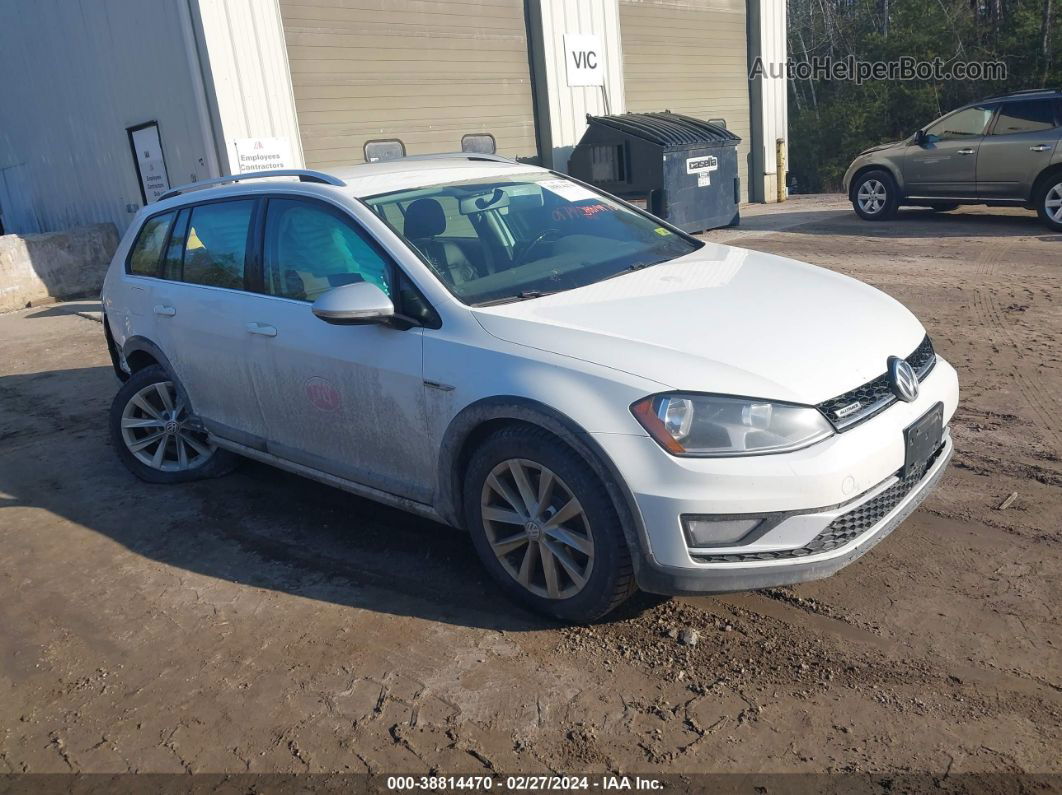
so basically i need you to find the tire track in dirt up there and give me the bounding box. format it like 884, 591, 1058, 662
967, 239, 1061, 447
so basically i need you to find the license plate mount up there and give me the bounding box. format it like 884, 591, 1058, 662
902, 402, 944, 479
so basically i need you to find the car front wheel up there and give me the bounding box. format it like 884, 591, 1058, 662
109, 365, 238, 484
464, 426, 637, 623
1036, 177, 1062, 232
852, 170, 899, 221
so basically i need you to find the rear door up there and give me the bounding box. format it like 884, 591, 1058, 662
150, 198, 272, 447
977, 98, 1061, 199
903, 104, 996, 197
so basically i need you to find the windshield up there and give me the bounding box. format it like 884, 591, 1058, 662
364, 173, 702, 305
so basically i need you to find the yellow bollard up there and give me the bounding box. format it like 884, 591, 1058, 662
776, 138, 787, 203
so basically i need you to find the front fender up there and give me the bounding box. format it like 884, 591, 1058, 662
435, 396, 651, 574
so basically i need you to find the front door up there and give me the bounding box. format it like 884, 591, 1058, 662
903, 104, 997, 197
244, 197, 434, 503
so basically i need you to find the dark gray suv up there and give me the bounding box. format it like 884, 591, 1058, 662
843, 89, 1062, 231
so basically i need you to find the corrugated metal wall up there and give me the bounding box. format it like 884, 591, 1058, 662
0, 0, 214, 235
278, 0, 538, 168
530, 0, 626, 170
757, 0, 787, 200
193, 0, 305, 174
619, 0, 751, 202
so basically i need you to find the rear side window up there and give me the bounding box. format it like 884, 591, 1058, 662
181, 200, 255, 289
992, 100, 1059, 135
127, 212, 174, 276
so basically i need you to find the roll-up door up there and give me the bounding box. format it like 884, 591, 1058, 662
279, 0, 538, 168
619, 0, 751, 202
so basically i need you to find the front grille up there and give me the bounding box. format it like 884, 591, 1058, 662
692, 446, 942, 564
816, 335, 936, 430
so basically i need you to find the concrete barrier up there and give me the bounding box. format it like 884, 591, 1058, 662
0, 223, 119, 313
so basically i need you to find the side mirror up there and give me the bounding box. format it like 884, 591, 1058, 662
312, 282, 394, 325
915, 129, 928, 146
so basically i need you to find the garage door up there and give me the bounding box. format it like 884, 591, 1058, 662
619, 0, 750, 202
279, 0, 538, 169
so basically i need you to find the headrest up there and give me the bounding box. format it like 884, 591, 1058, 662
404, 198, 446, 239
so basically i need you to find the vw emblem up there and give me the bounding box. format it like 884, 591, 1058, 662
888, 356, 919, 402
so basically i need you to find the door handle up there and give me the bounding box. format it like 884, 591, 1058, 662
957, 148, 975, 155
246, 322, 277, 337
153, 305, 176, 317
1030, 144, 1051, 152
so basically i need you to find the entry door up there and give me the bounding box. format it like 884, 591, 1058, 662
150, 199, 272, 446
245, 197, 433, 503
903, 104, 996, 197
977, 98, 1061, 199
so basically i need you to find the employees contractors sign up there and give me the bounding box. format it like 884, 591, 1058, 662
233, 137, 294, 173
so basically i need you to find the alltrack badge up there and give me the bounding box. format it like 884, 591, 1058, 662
888, 356, 919, 402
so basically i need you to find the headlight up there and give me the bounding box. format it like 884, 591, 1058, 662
631, 393, 833, 456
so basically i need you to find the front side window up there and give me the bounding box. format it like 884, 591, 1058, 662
365, 173, 702, 306
181, 200, 255, 289
127, 212, 174, 276
924, 105, 996, 142
261, 199, 393, 301
991, 100, 1059, 135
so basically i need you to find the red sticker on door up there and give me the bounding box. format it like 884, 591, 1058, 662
305, 377, 341, 412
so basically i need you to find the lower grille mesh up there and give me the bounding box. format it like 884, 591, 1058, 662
692, 447, 942, 564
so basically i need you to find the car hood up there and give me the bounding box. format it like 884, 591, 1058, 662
472, 243, 926, 405
858, 139, 905, 156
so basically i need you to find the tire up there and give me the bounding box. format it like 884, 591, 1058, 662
109, 365, 239, 484
851, 169, 899, 221
1035, 174, 1062, 232
463, 425, 637, 623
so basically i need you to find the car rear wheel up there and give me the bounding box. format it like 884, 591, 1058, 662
464, 426, 637, 623
110, 365, 238, 484
1036, 177, 1062, 232
852, 170, 898, 221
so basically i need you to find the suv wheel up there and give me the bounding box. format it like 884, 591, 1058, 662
1036, 177, 1062, 232
852, 170, 898, 221
464, 426, 636, 623
110, 365, 238, 484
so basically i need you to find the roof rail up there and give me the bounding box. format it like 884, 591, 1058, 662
981, 87, 1061, 101
158, 169, 345, 201
398, 152, 518, 164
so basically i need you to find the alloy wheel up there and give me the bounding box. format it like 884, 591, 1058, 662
120, 381, 215, 472
857, 179, 887, 214
1045, 182, 1062, 224
480, 458, 595, 600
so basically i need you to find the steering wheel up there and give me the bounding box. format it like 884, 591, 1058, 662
516, 228, 564, 265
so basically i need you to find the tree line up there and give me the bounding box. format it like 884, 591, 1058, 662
787, 0, 1060, 192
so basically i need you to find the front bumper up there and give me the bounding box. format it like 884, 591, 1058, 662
592, 356, 959, 594
634, 435, 952, 595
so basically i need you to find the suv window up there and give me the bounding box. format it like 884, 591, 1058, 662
262, 198, 393, 301
128, 212, 175, 276
924, 105, 995, 142
181, 200, 255, 289
991, 99, 1059, 135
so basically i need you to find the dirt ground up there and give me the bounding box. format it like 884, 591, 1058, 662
0, 195, 1058, 779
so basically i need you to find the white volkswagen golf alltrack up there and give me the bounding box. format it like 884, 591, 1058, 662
101, 154, 958, 622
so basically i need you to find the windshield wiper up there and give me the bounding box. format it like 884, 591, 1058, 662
474, 290, 557, 307
599, 261, 656, 282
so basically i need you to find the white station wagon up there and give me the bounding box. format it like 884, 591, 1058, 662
102, 154, 958, 622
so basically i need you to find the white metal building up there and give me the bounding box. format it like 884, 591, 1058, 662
0, 0, 787, 236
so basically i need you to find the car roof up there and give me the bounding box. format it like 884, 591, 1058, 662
333, 157, 548, 198
144, 156, 551, 216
